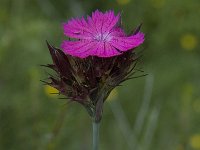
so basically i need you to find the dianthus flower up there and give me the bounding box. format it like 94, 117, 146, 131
43, 9, 145, 150
61, 10, 144, 58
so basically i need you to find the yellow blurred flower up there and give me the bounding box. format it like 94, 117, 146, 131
44, 85, 59, 98
190, 134, 200, 149
180, 34, 198, 51
116, 0, 131, 5
151, 0, 165, 9
107, 88, 118, 101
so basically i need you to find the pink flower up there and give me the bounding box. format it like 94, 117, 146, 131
61, 10, 144, 58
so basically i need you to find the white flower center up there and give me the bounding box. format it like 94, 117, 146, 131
94, 33, 112, 42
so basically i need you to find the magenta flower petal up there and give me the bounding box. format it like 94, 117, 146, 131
110, 32, 145, 51
91, 10, 120, 34
61, 40, 95, 58
61, 10, 145, 58
63, 18, 93, 40
61, 40, 120, 58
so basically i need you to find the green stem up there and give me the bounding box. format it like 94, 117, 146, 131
92, 121, 100, 150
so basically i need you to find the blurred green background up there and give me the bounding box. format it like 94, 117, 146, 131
0, 0, 200, 149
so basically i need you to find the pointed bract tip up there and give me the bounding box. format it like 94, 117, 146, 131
133, 23, 143, 35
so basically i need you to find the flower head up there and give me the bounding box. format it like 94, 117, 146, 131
43, 10, 145, 123
61, 10, 144, 58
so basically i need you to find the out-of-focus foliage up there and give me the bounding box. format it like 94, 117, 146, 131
0, 0, 199, 150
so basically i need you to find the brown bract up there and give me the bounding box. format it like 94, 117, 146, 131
42, 41, 143, 123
